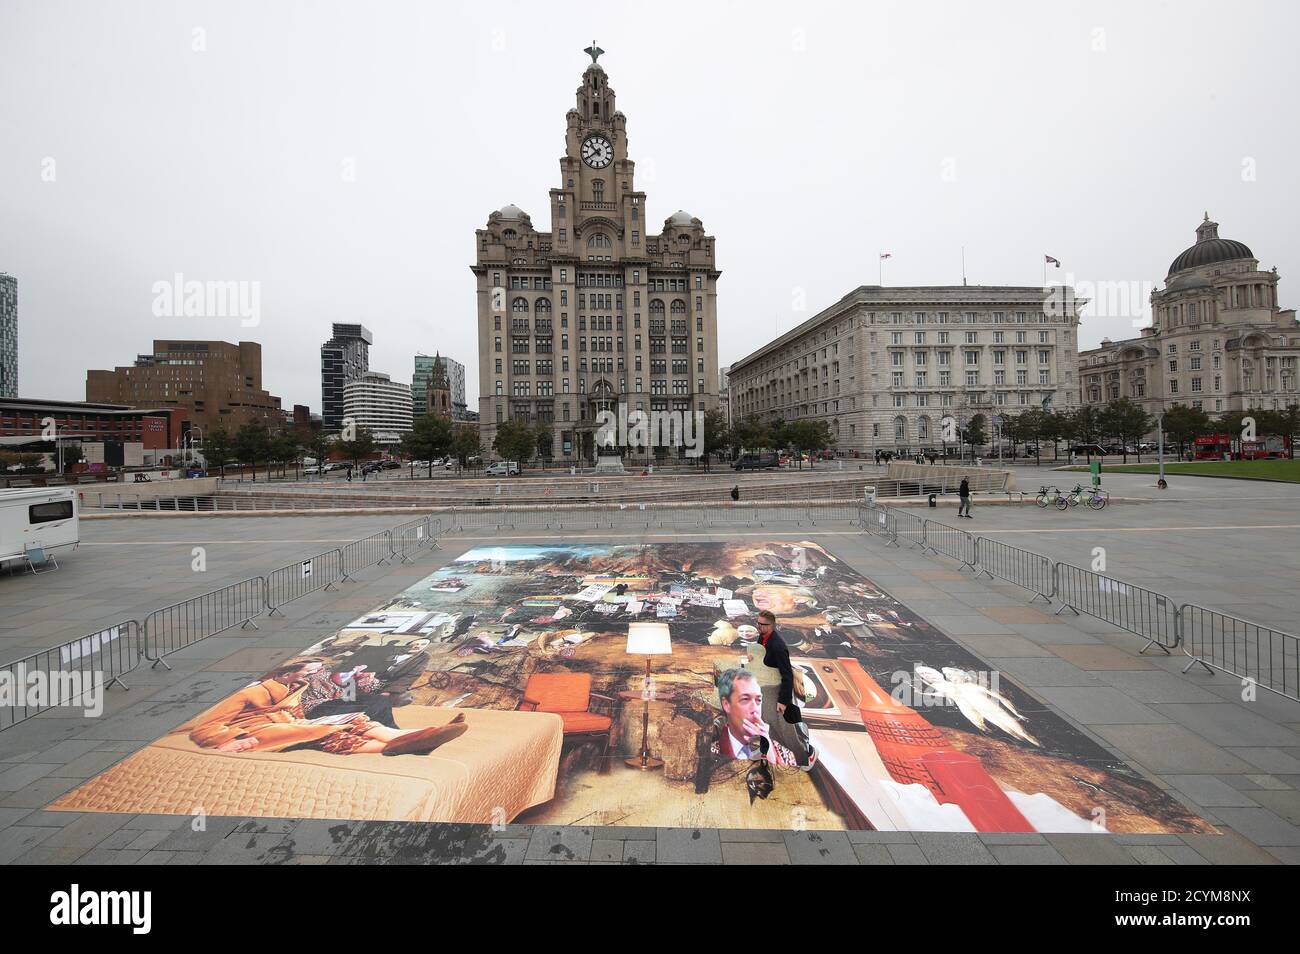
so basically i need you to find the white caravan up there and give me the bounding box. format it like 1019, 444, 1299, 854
0, 488, 80, 570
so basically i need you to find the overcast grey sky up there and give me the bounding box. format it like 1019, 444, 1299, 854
3, 0, 1298, 411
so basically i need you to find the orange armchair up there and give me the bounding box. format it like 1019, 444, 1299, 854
519, 673, 617, 774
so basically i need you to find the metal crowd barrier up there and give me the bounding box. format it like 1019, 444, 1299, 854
1053, 562, 1178, 653
975, 537, 1054, 604
266, 549, 344, 616
393, 517, 437, 561
1180, 604, 1300, 702
923, 519, 976, 571
144, 578, 265, 669
341, 530, 395, 578
892, 509, 927, 549
0, 621, 141, 731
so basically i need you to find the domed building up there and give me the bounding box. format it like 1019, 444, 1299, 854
1079, 214, 1299, 418
472, 47, 721, 462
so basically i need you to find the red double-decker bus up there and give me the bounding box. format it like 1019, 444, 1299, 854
1193, 434, 1233, 460
1193, 432, 1291, 460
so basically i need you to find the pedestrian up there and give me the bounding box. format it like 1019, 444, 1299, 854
730, 484, 740, 501
753, 610, 816, 770
958, 477, 972, 518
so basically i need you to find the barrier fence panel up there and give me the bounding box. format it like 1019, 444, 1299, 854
0, 620, 140, 732
893, 509, 927, 549
858, 503, 896, 543
341, 530, 395, 578
266, 550, 344, 615
1053, 562, 1178, 652
975, 537, 1054, 603
1180, 604, 1300, 702
922, 519, 976, 570
393, 519, 435, 561
144, 578, 265, 667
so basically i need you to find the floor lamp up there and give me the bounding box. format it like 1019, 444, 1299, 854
625, 622, 672, 770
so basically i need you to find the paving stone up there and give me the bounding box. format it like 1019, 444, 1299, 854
1245, 789, 1300, 826
1210, 808, 1300, 847
1153, 704, 1300, 748
0, 762, 60, 792
1092, 725, 1255, 774
0, 774, 83, 808
656, 827, 722, 864
912, 831, 999, 864
1159, 845, 1211, 865
1094, 670, 1223, 704
718, 828, 786, 842
1036, 687, 1171, 725
41, 812, 133, 848
1179, 829, 1283, 865
852, 844, 896, 864
589, 839, 623, 862
783, 830, 857, 865
1164, 775, 1262, 808
1044, 834, 1138, 864
1226, 747, 1300, 775
0, 826, 60, 864
722, 842, 791, 864
1127, 845, 1176, 865
886, 843, 929, 864
1052, 645, 1156, 670
985, 658, 1104, 688
988, 845, 1067, 865
526, 825, 594, 862
47, 750, 128, 778
622, 840, 656, 864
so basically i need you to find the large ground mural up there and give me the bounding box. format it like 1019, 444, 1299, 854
54, 541, 1211, 833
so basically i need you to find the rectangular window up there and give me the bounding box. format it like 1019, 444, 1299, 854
29, 501, 74, 524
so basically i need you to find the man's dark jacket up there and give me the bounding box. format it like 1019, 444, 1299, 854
760, 628, 801, 722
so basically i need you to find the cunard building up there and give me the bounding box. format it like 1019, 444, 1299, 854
473, 46, 721, 459
1079, 215, 1299, 416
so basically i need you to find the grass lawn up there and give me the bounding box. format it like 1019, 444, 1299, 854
1059, 458, 1300, 482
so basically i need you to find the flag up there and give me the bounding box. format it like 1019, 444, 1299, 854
1045, 255, 1060, 267
880, 252, 892, 260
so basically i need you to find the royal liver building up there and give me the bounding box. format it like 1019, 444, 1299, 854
473, 46, 721, 461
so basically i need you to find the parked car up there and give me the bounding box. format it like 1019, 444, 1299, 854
733, 452, 779, 471
1069, 444, 1108, 457
484, 461, 520, 477
382, 460, 401, 470
303, 465, 321, 475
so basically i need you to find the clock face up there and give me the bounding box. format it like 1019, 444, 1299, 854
581, 135, 613, 168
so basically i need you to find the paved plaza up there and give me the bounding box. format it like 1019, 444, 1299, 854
1, 472, 1297, 864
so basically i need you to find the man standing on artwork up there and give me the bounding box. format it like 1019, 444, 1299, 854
755, 610, 817, 770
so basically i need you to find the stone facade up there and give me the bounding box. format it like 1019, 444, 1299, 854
729, 286, 1083, 455
473, 50, 720, 460
1079, 215, 1299, 417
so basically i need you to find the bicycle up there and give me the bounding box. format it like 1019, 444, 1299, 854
1034, 485, 1059, 508
1055, 485, 1085, 510
1084, 486, 1108, 510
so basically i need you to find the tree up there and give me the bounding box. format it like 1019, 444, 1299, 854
493, 420, 537, 467
785, 419, 835, 468
268, 432, 302, 479
305, 432, 333, 479
204, 427, 235, 478
401, 413, 454, 477
1161, 403, 1212, 460
1068, 407, 1102, 459
1263, 404, 1300, 458
963, 414, 987, 459
450, 425, 482, 469
1016, 408, 1045, 465
338, 425, 377, 472
233, 422, 272, 481
700, 409, 729, 471
1099, 399, 1153, 463
1040, 410, 1070, 462
730, 415, 767, 456
60, 442, 85, 472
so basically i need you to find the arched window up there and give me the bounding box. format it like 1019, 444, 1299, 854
512, 297, 529, 313
917, 415, 930, 441
649, 300, 665, 315
670, 299, 686, 315
502, 229, 516, 239
535, 298, 551, 313
587, 233, 611, 249
894, 416, 907, 442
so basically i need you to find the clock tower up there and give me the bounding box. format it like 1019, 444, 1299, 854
473, 47, 721, 464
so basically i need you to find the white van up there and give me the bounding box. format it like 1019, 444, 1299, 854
0, 488, 80, 571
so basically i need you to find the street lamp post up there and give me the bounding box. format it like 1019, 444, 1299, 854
1156, 410, 1166, 487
